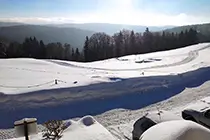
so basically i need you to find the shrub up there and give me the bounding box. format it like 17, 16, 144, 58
42, 120, 65, 140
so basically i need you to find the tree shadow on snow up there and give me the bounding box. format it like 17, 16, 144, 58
1, 67, 210, 128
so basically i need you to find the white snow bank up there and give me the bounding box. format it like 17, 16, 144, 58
140, 120, 210, 140
9, 116, 115, 140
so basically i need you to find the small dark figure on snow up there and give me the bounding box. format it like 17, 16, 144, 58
55, 79, 58, 85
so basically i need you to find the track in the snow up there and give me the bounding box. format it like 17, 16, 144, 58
48, 45, 210, 72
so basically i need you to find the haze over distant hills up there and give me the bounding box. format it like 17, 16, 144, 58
0, 24, 94, 48
165, 23, 210, 42
0, 22, 175, 49
165, 23, 210, 34
48, 23, 175, 35
0, 22, 25, 27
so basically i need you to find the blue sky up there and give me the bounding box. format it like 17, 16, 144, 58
0, 0, 210, 26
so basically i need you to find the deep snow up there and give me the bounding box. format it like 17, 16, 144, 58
140, 120, 210, 140
1, 43, 210, 139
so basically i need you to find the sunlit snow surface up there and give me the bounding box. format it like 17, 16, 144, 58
0, 43, 210, 94
140, 120, 210, 140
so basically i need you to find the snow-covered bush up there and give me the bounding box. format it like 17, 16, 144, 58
42, 120, 65, 140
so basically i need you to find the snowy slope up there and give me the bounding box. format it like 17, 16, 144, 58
68, 43, 209, 70
0, 43, 210, 94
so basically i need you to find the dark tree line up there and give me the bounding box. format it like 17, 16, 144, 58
83, 28, 198, 62
0, 28, 199, 62
0, 37, 81, 61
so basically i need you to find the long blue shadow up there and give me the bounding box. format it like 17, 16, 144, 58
1, 67, 210, 128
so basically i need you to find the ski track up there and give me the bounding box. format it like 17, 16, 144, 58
47, 45, 210, 71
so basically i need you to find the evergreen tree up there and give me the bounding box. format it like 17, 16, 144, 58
135, 33, 143, 54
130, 30, 136, 54
143, 28, 153, 53
6, 42, 22, 58
178, 31, 185, 47
39, 40, 46, 59
113, 31, 123, 57
0, 42, 7, 58
71, 48, 75, 60
84, 36, 89, 62
75, 48, 80, 61
121, 30, 131, 55
64, 43, 71, 60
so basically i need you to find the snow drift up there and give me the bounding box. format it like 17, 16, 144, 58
140, 120, 210, 140
132, 110, 181, 139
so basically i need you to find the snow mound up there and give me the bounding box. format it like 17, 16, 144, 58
60, 116, 116, 140
140, 120, 210, 140
132, 110, 181, 140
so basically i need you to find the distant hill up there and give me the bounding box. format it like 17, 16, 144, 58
48, 23, 175, 35
165, 23, 210, 42
0, 22, 25, 27
0, 23, 175, 49
0, 25, 95, 49
165, 23, 210, 33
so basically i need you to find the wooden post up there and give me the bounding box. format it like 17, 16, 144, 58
24, 121, 29, 140
14, 118, 37, 139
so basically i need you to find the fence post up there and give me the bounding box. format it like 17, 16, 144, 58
24, 121, 29, 140
14, 118, 37, 140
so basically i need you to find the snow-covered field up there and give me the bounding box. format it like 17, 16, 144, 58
1, 43, 210, 139
1, 43, 209, 94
